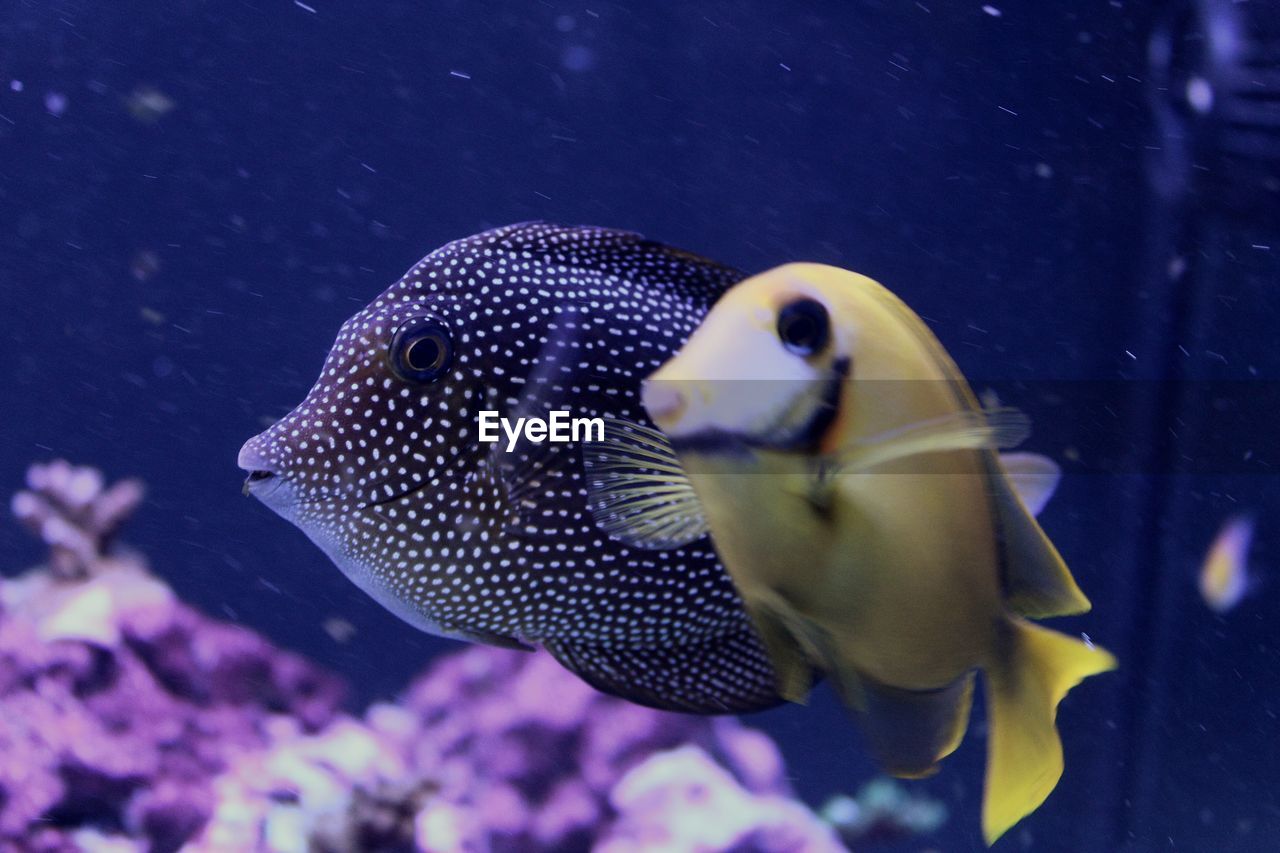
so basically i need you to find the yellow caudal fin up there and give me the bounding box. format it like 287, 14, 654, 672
982, 618, 1116, 845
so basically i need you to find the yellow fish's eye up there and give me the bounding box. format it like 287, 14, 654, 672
390, 317, 454, 383
776, 297, 830, 357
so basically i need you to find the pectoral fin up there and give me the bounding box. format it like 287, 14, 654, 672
855, 672, 976, 779
583, 418, 709, 550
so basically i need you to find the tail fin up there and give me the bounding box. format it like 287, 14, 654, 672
982, 618, 1116, 845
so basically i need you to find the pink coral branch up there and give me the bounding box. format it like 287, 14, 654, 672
10, 461, 145, 579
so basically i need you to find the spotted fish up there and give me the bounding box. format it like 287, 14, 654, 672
238, 222, 790, 712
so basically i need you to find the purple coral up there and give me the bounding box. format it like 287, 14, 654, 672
0, 462, 942, 851
603, 745, 844, 852
10, 460, 145, 580
392, 644, 813, 851
1, 463, 345, 851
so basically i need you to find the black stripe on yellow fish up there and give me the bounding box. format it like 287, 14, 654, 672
239, 222, 810, 714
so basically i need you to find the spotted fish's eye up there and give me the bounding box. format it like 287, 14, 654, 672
776, 297, 830, 357
390, 318, 453, 383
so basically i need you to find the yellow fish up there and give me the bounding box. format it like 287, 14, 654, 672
585, 263, 1116, 845
1199, 515, 1255, 614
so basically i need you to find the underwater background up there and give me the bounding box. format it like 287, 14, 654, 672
1, 1, 1277, 851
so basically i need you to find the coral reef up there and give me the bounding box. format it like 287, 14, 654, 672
0, 466, 346, 853
0, 462, 942, 851
10, 460, 145, 580
819, 779, 948, 847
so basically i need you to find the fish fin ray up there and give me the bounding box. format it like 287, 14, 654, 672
831, 406, 1030, 475
584, 418, 709, 550
982, 618, 1116, 845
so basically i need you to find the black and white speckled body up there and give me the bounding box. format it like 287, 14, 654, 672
239, 223, 785, 712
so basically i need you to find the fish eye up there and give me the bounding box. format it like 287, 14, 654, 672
390, 318, 453, 383
776, 297, 830, 357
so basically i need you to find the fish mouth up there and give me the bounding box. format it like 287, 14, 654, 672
238, 440, 287, 501
241, 469, 277, 496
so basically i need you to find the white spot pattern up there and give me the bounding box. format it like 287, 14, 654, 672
242, 223, 786, 712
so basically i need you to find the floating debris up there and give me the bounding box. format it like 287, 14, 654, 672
130, 248, 162, 281
44, 91, 67, 117
125, 84, 176, 124
1200, 514, 1255, 614
322, 616, 357, 644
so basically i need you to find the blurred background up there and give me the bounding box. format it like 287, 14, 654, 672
1, 1, 1276, 850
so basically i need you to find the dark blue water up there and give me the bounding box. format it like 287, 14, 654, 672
2, 2, 1276, 850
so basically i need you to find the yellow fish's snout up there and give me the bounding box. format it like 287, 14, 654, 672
643, 266, 848, 444
641, 380, 687, 431
641, 376, 726, 438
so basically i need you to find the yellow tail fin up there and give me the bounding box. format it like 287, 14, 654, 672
982, 618, 1116, 845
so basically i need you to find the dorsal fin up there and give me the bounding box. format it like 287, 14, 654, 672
463, 222, 746, 300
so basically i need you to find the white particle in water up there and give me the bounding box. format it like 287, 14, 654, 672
1186, 76, 1213, 114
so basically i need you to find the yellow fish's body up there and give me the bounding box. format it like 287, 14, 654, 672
586, 263, 1116, 845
